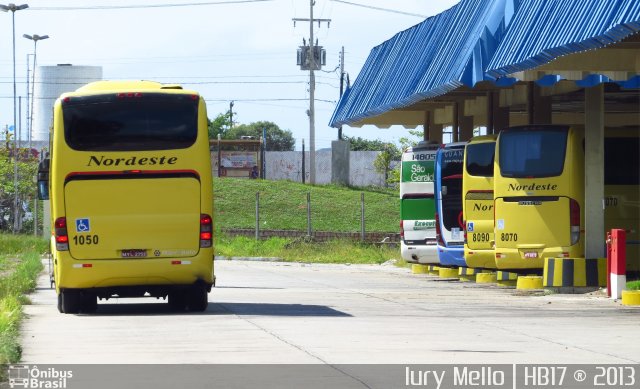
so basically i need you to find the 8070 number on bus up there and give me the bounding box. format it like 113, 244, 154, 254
500, 233, 518, 242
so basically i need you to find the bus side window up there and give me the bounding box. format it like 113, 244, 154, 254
37, 158, 50, 200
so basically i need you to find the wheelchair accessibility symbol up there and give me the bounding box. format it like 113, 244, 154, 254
76, 218, 90, 233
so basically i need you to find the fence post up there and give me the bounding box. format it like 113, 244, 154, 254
360, 192, 365, 242
255, 192, 260, 240
307, 192, 312, 237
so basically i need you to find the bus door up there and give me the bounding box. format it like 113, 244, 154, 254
437, 145, 465, 248
435, 143, 466, 267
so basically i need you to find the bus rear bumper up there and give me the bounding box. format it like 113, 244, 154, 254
437, 244, 465, 267
401, 242, 439, 264
464, 248, 496, 269
494, 247, 575, 271
54, 251, 214, 293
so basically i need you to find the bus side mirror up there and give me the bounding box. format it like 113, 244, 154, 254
37, 158, 50, 200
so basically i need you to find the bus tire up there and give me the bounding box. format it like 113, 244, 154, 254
61, 290, 82, 314
81, 293, 98, 313
168, 291, 187, 311
187, 286, 208, 312
57, 293, 63, 313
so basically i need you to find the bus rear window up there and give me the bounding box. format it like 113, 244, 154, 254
63, 93, 198, 151
465, 142, 495, 177
605, 137, 640, 185
499, 128, 568, 178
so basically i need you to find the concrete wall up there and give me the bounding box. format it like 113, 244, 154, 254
212, 150, 387, 187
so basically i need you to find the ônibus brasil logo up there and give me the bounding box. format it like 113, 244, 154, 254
7, 365, 73, 389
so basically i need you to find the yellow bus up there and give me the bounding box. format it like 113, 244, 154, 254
494, 125, 584, 270
37, 80, 214, 313
493, 125, 639, 272
462, 135, 497, 269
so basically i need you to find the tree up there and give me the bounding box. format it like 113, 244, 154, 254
0, 147, 39, 233
208, 111, 233, 140
225, 121, 294, 151
373, 143, 401, 188
343, 135, 389, 151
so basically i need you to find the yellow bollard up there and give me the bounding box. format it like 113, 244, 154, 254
411, 264, 429, 274
439, 267, 459, 278
517, 276, 543, 290
621, 290, 640, 306
476, 272, 497, 284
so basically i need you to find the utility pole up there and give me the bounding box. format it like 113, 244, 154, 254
338, 46, 345, 140
229, 100, 234, 130
293, 1, 330, 185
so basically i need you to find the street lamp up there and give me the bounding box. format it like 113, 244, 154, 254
1, 3, 29, 234
23, 33, 48, 148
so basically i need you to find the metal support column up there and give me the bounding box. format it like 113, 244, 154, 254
585, 84, 605, 259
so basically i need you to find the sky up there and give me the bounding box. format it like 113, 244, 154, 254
0, 0, 460, 150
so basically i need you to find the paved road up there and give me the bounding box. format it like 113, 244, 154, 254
21, 260, 639, 364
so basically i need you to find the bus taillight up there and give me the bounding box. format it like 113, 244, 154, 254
200, 214, 213, 248
54, 217, 69, 251
570, 198, 580, 245
400, 220, 405, 241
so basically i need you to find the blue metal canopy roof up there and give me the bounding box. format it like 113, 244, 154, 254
329, 0, 517, 128
487, 0, 640, 79
330, 0, 640, 129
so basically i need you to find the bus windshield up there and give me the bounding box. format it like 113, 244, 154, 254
499, 127, 568, 178
465, 142, 495, 177
63, 93, 198, 152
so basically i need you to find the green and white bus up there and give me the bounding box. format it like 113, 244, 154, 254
400, 141, 440, 264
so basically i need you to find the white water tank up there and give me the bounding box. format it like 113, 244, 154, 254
32, 64, 102, 142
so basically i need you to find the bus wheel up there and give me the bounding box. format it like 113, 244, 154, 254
81, 293, 98, 313
61, 290, 82, 314
187, 286, 209, 312
168, 291, 187, 311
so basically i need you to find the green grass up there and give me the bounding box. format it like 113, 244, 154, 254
213, 178, 403, 265
0, 234, 47, 368
215, 235, 399, 264
214, 178, 399, 233
627, 280, 640, 290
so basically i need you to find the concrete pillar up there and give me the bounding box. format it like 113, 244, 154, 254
452, 102, 460, 142
423, 111, 430, 142
584, 84, 605, 258
460, 116, 474, 141
331, 140, 350, 185
492, 91, 509, 133
425, 110, 443, 143
528, 82, 552, 124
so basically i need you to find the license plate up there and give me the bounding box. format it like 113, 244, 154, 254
524, 252, 538, 259
121, 249, 147, 258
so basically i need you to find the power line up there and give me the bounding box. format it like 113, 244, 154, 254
205, 98, 335, 103
330, 0, 427, 18
28, 0, 273, 11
